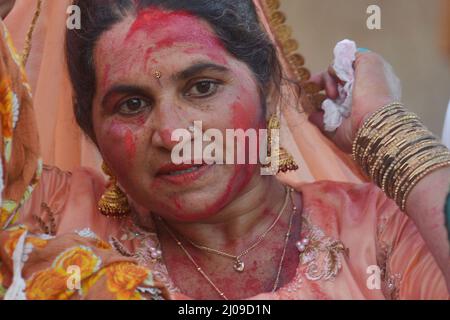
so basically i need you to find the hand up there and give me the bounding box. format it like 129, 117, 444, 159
308, 50, 402, 153
0, 0, 15, 19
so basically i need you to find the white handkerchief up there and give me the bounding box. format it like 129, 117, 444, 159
322, 39, 358, 132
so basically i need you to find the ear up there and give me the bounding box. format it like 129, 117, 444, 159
0, 0, 16, 19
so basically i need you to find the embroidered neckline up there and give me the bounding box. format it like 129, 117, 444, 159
110, 211, 348, 297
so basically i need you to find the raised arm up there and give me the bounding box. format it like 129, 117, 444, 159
308, 50, 450, 291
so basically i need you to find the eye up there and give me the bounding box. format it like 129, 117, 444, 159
117, 97, 151, 115
185, 80, 220, 98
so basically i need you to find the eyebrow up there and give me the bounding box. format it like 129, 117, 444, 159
174, 62, 230, 81
101, 85, 150, 108
101, 63, 230, 106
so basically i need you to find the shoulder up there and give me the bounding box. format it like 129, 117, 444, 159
295, 180, 389, 214
292, 180, 399, 240
32, 165, 105, 205
18, 165, 107, 235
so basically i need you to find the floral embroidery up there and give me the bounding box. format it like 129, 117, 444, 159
112, 219, 180, 295
377, 242, 401, 300
33, 203, 58, 236
298, 216, 348, 281
112, 219, 163, 265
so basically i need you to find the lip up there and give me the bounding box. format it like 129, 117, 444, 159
156, 162, 213, 185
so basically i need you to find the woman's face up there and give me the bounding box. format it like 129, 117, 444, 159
92, 8, 266, 222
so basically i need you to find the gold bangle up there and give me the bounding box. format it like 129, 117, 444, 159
394, 151, 450, 205
372, 129, 430, 189
355, 111, 419, 170
366, 121, 423, 178
352, 101, 450, 213
382, 139, 438, 197
400, 159, 450, 211
352, 103, 404, 160
388, 143, 444, 198
359, 115, 419, 174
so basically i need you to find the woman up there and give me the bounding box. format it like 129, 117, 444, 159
0, 0, 449, 300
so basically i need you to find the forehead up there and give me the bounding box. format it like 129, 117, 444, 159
94, 8, 229, 80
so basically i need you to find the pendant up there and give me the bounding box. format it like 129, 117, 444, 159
233, 259, 245, 272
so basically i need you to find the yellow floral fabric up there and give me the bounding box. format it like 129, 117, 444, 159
0, 226, 168, 300
0, 19, 41, 229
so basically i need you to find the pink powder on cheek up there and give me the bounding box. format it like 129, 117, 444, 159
104, 120, 138, 169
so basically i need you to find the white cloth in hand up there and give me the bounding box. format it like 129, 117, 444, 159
322, 39, 357, 132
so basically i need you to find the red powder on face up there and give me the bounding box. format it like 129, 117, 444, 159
126, 8, 227, 65
202, 164, 255, 217
232, 102, 254, 130
124, 129, 137, 160
126, 9, 192, 40
107, 121, 137, 165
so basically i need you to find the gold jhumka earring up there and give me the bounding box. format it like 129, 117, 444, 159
263, 112, 299, 174
98, 163, 131, 218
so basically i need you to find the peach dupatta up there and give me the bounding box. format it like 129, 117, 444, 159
4, 0, 364, 185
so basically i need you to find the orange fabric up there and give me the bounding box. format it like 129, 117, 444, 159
0, 20, 40, 228
4, 0, 364, 185
0, 20, 167, 300
5, 0, 101, 172
3, 166, 447, 300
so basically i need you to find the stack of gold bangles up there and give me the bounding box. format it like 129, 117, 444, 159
352, 102, 450, 212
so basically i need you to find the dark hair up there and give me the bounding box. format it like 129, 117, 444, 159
66, 0, 282, 141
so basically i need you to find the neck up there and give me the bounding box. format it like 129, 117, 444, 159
155, 175, 288, 253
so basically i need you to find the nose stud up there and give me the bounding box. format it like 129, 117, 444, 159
153, 70, 162, 79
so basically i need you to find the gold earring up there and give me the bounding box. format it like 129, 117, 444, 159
98, 163, 131, 218
264, 113, 299, 174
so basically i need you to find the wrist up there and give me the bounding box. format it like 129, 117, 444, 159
352, 102, 450, 211
352, 97, 397, 141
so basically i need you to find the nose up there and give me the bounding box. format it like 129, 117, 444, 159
151, 100, 190, 151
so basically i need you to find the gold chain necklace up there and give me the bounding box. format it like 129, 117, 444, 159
158, 187, 297, 300
183, 187, 291, 273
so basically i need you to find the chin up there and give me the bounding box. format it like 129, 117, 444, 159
159, 181, 233, 223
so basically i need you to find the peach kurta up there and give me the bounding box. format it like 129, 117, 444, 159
1, 166, 447, 300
